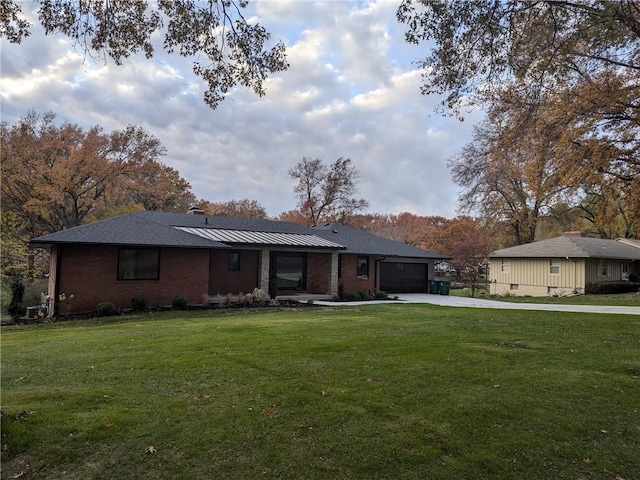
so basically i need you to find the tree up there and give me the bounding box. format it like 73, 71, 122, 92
1, 0, 288, 109
197, 199, 268, 219
397, 0, 639, 115
1, 112, 190, 235
449, 89, 572, 245
289, 157, 369, 225
349, 213, 447, 250
399, 1, 640, 239
426, 217, 490, 297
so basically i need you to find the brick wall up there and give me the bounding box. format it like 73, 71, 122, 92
306, 252, 333, 294
209, 249, 260, 295
56, 245, 209, 314
339, 254, 378, 293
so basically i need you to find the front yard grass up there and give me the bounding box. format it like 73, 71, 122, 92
2, 305, 639, 479
452, 288, 640, 307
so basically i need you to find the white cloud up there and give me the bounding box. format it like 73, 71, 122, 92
0, 0, 483, 219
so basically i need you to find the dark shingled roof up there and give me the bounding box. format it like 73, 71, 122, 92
30, 211, 443, 259
489, 236, 640, 260
30, 211, 343, 249
310, 223, 444, 259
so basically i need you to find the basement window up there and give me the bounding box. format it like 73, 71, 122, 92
510, 284, 519, 290
118, 248, 160, 280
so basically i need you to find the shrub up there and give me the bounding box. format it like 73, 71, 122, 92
337, 283, 345, 300
250, 288, 268, 304
374, 290, 388, 299
586, 281, 640, 294
7, 276, 26, 322
629, 272, 640, 283
96, 302, 117, 317
345, 292, 361, 301
131, 295, 147, 312
172, 294, 188, 310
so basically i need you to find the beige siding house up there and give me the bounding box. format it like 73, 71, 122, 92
488, 235, 640, 297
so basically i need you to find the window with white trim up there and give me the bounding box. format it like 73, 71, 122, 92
549, 259, 560, 275
501, 259, 510, 273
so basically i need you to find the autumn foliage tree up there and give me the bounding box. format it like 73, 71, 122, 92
197, 199, 268, 219
450, 80, 639, 243
426, 217, 490, 296
289, 157, 369, 225
1, 0, 288, 109
397, 0, 639, 116
0, 111, 195, 277
399, 0, 639, 240
349, 213, 447, 250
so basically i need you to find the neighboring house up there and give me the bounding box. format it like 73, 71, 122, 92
31, 210, 444, 314
488, 234, 640, 297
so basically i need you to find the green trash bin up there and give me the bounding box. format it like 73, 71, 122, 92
439, 280, 450, 295
429, 279, 440, 294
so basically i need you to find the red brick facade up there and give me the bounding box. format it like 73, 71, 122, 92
305, 252, 333, 294
55, 245, 209, 314
339, 254, 379, 293
53, 246, 338, 314
209, 249, 260, 296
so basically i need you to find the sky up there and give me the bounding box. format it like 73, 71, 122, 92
0, 0, 485, 219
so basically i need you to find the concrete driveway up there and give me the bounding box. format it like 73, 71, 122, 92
316, 293, 640, 316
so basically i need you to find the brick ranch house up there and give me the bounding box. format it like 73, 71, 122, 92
31, 210, 445, 315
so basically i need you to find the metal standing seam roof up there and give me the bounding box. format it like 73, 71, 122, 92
175, 226, 345, 249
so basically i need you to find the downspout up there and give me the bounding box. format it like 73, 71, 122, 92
566, 257, 578, 295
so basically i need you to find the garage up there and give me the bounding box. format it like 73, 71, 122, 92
380, 262, 428, 293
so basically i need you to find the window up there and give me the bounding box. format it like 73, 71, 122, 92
547, 286, 558, 295
510, 284, 519, 290
118, 249, 159, 280
357, 256, 369, 278
501, 259, 510, 273
274, 253, 306, 291
549, 259, 560, 275
622, 262, 629, 281
598, 259, 609, 277
229, 251, 240, 271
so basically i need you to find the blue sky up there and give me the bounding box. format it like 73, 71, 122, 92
0, 0, 484, 218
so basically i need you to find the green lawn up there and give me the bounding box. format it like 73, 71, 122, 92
452, 288, 640, 307
2, 305, 639, 479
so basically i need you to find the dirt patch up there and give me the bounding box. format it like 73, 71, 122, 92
2, 454, 32, 478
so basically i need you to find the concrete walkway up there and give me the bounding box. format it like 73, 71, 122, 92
315, 293, 640, 316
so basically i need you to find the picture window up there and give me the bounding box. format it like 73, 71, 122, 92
118, 248, 159, 280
